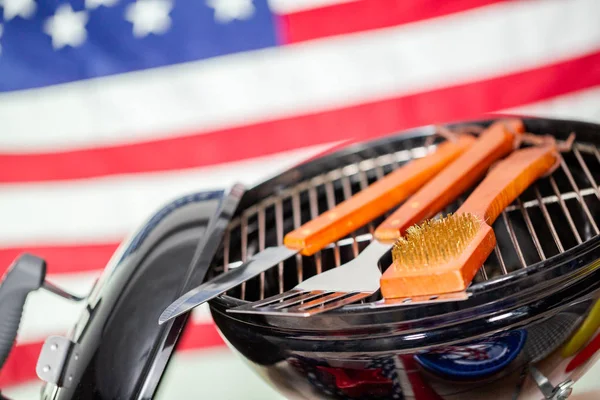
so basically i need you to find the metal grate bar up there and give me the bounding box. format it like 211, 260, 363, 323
357, 170, 376, 236
308, 186, 321, 277
478, 256, 489, 281
502, 211, 527, 269
549, 176, 582, 244
308, 185, 319, 225
494, 245, 508, 275
373, 161, 385, 180
517, 198, 546, 261
291, 190, 304, 284
324, 180, 342, 267
340, 174, 363, 303
341, 175, 360, 258
534, 186, 564, 253
573, 147, 600, 201
275, 199, 285, 294
559, 157, 600, 235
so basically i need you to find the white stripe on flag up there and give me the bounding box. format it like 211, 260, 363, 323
267, 0, 356, 13
0, 144, 334, 247
504, 86, 600, 123
1, 0, 599, 152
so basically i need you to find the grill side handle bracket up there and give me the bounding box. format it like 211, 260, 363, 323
36, 335, 81, 388
529, 365, 574, 399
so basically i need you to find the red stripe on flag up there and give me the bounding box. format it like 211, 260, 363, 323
2, 50, 600, 184
280, 0, 507, 44
0, 341, 43, 388
0, 243, 118, 278
0, 322, 225, 388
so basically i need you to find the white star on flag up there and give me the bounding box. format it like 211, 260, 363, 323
43, 4, 89, 50
206, 0, 255, 23
0, 0, 36, 21
85, 0, 119, 10
125, 0, 173, 38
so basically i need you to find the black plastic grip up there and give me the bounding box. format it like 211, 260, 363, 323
0, 254, 45, 370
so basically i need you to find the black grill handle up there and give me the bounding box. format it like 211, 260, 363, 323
0, 254, 45, 370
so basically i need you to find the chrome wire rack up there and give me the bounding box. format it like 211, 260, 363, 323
207, 133, 600, 304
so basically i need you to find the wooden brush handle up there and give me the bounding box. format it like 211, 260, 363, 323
373, 119, 525, 242
458, 144, 558, 224
283, 135, 475, 256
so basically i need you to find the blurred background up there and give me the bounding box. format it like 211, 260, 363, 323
1, 0, 600, 398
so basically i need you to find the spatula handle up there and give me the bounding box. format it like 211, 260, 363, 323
457, 144, 558, 224
373, 119, 525, 242
284, 134, 475, 256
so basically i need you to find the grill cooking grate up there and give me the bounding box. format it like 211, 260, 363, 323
207, 135, 600, 304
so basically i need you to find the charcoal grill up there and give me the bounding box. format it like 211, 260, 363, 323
20, 116, 600, 400
204, 117, 600, 400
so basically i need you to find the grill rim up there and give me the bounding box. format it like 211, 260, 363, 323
210, 116, 600, 322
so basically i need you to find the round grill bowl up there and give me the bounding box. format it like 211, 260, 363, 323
208, 116, 600, 400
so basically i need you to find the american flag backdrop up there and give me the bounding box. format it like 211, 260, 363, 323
1, 0, 600, 393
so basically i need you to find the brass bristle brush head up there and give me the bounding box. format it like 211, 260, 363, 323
381, 141, 559, 299
391, 213, 480, 270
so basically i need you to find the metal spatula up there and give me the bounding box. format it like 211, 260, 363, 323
228, 119, 525, 317
158, 135, 474, 324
